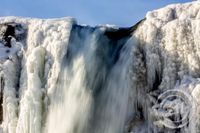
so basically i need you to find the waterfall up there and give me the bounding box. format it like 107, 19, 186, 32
45, 25, 133, 133
0, 18, 136, 133
0, 1, 200, 133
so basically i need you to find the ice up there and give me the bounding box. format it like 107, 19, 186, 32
0, 1, 200, 133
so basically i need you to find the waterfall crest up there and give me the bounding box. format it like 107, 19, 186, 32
0, 1, 200, 133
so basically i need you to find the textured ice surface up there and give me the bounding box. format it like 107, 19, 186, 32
0, 1, 200, 133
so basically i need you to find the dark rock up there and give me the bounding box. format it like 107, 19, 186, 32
104, 18, 146, 40
0, 23, 26, 48
0, 24, 15, 48
0, 77, 4, 123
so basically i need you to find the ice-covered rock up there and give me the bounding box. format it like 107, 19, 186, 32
0, 1, 200, 133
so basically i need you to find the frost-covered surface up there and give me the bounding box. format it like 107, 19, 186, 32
0, 1, 200, 133
131, 1, 200, 132
0, 17, 75, 133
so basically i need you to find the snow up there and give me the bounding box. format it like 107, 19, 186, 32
0, 1, 200, 133
1, 58, 20, 133
0, 38, 22, 60
132, 1, 200, 132
16, 18, 75, 133
0, 17, 75, 133
16, 46, 46, 133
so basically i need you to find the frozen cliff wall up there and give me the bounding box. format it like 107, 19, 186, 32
0, 1, 200, 133
132, 1, 200, 132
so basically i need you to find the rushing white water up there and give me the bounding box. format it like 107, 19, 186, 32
1, 1, 200, 133
45, 26, 133, 133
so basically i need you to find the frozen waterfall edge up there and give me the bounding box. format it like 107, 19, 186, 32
0, 1, 200, 133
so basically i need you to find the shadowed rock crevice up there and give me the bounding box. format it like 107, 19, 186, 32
0, 23, 26, 48
0, 77, 4, 124
0, 23, 15, 48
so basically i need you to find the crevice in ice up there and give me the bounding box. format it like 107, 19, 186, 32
0, 77, 4, 123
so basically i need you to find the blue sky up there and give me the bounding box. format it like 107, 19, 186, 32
0, 0, 192, 26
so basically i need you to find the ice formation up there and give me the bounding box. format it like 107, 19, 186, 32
0, 1, 200, 133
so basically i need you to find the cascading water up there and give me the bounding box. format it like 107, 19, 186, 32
0, 18, 137, 133
1, 1, 200, 133
45, 25, 134, 133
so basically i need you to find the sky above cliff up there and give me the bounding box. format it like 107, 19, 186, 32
0, 0, 192, 26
